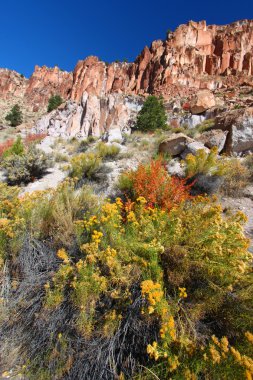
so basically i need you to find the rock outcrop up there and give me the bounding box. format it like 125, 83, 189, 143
0, 69, 27, 99
69, 20, 253, 101
1, 19, 253, 107
1, 19, 253, 143
35, 92, 142, 140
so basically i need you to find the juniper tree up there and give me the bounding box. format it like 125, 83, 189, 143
136, 95, 167, 131
47, 95, 63, 112
5, 104, 23, 127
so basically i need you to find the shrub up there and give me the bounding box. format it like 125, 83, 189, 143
0, 191, 251, 379
5, 104, 23, 127
54, 152, 69, 163
1, 146, 51, 185
96, 142, 120, 159
1, 135, 24, 159
69, 152, 102, 180
47, 95, 63, 112
0, 139, 14, 158
117, 158, 191, 210
221, 158, 251, 196
183, 148, 227, 195
24, 133, 46, 145
184, 147, 225, 177
136, 95, 167, 131
244, 154, 253, 181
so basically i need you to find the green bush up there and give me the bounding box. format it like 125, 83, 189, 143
5, 104, 23, 127
1, 136, 24, 159
1, 146, 51, 185
136, 95, 167, 131
47, 95, 63, 112
69, 152, 102, 180
96, 142, 120, 159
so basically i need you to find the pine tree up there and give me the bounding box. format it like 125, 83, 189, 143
5, 104, 23, 127
136, 96, 167, 131
47, 95, 63, 112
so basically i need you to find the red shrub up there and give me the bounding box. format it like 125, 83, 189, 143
24, 133, 46, 145
127, 158, 192, 211
0, 139, 14, 157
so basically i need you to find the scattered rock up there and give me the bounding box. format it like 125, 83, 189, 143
166, 159, 185, 177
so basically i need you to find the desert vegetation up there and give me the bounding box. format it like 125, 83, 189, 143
5, 104, 23, 127
47, 95, 63, 112
0, 154, 252, 379
136, 96, 167, 131
0, 135, 51, 185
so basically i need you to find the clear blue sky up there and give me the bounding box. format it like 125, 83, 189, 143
1, 0, 253, 78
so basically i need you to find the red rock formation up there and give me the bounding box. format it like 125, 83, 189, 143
1, 19, 253, 108
69, 19, 253, 102
25, 65, 73, 106
0, 69, 27, 99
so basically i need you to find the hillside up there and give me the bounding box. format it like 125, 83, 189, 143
0, 19, 253, 380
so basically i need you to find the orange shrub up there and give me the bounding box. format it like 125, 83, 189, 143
24, 133, 46, 145
124, 158, 191, 211
0, 139, 14, 157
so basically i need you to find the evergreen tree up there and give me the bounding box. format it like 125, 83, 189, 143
136, 96, 167, 131
5, 104, 23, 127
47, 95, 63, 113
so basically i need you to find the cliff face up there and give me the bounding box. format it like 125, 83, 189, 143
70, 19, 253, 101
1, 19, 253, 126
1, 19, 253, 108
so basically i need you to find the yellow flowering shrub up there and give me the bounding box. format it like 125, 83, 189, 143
69, 152, 102, 180
0, 179, 252, 380
184, 147, 226, 177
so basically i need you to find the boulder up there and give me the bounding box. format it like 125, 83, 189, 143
215, 107, 253, 154
190, 90, 216, 114
198, 129, 228, 152
181, 141, 210, 158
158, 133, 192, 156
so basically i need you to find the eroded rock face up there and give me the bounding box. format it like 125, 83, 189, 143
2, 19, 253, 108
1, 19, 253, 142
0, 69, 27, 99
70, 20, 253, 101
34, 92, 143, 139
25, 66, 73, 106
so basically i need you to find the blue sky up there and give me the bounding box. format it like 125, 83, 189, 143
1, 0, 253, 77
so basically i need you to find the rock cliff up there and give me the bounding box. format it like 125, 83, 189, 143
1, 19, 253, 148
1, 19, 253, 107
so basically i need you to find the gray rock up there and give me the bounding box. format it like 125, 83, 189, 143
198, 129, 228, 152
166, 159, 185, 177
159, 133, 193, 156
181, 141, 210, 158
34, 93, 143, 139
